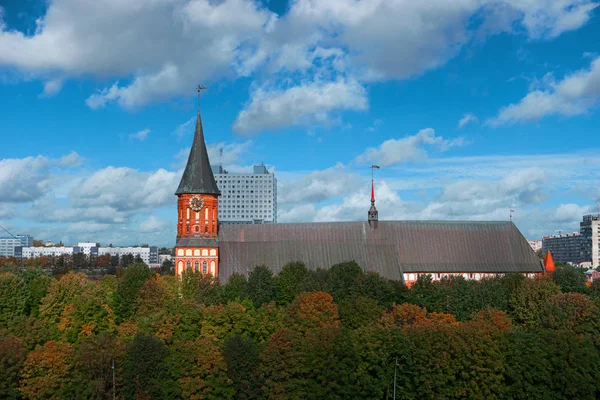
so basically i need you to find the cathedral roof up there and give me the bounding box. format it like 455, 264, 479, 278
175, 111, 220, 196
217, 221, 544, 283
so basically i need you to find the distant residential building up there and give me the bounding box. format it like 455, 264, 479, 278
542, 232, 584, 265
159, 254, 173, 265
543, 214, 600, 269
580, 215, 600, 269
212, 164, 277, 224
528, 239, 542, 252
0, 234, 33, 257
18, 245, 82, 259
16, 243, 159, 267
585, 269, 600, 283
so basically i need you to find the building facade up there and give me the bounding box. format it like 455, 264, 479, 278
528, 239, 542, 252
0, 235, 33, 257
15, 244, 159, 267
212, 165, 277, 224
541, 215, 600, 268
174, 110, 220, 276
581, 214, 600, 268
542, 233, 585, 265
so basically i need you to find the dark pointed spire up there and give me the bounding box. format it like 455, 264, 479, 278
175, 111, 220, 195
368, 167, 379, 229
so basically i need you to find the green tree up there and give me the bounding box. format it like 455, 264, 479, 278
160, 259, 174, 276
510, 277, 561, 328
72, 333, 122, 399
276, 262, 308, 305
503, 328, 600, 399
223, 335, 263, 400
245, 265, 276, 307
0, 334, 26, 399
19, 340, 74, 399
551, 264, 588, 293
121, 334, 168, 399
327, 261, 363, 302
221, 273, 247, 303
338, 295, 384, 329
0, 273, 27, 328
113, 263, 153, 322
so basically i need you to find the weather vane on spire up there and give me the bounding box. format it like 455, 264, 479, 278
197, 84, 207, 112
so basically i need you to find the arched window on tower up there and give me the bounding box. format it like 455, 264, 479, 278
194, 261, 199, 272
202, 261, 207, 274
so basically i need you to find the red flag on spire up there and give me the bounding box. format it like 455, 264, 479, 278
371, 180, 375, 201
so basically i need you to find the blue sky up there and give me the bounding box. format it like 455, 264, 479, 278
1, 0, 600, 246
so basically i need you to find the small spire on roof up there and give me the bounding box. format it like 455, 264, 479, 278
368, 165, 380, 228
544, 251, 556, 273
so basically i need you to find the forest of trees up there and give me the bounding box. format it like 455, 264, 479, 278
1, 261, 600, 399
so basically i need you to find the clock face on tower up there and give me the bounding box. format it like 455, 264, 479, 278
189, 195, 205, 212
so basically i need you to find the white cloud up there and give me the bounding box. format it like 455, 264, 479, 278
130, 128, 150, 141
40, 78, 63, 97
70, 167, 178, 212
278, 163, 360, 204
140, 216, 168, 233
457, 113, 478, 128
0, 156, 52, 202
0, 0, 596, 111
67, 222, 112, 234
357, 128, 465, 167
491, 56, 600, 125
57, 151, 83, 167
172, 116, 196, 138
233, 79, 367, 134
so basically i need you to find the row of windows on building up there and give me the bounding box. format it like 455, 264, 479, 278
186, 260, 208, 274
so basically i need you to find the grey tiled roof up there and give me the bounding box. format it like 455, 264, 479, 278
176, 236, 219, 248
175, 112, 220, 196
217, 221, 543, 282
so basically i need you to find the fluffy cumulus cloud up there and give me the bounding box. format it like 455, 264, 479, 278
278, 164, 361, 204
0, 0, 596, 130
491, 56, 600, 125
233, 79, 367, 134
71, 166, 179, 211
0, 155, 72, 202
357, 128, 465, 167
140, 216, 169, 233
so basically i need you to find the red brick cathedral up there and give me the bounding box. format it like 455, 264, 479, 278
174, 110, 220, 276
173, 94, 545, 283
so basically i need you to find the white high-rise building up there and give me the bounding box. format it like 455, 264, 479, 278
212, 165, 277, 224
581, 215, 600, 268
0, 235, 33, 257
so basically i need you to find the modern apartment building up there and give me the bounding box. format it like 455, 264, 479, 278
581, 214, 600, 268
15, 243, 159, 267
212, 164, 277, 224
0, 234, 33, 257
542, 214, 600, 268
542, 233, 585, 264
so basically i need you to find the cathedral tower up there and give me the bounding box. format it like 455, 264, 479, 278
174, 98, 220, 276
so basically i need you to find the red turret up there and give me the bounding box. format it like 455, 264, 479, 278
544, 251, 555, 273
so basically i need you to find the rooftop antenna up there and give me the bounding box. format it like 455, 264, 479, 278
197, 84, 207, 112
596, 203, 599, 218
509, 209, 514, 222
555, 229, 562, 236
219, 148, 223, 170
